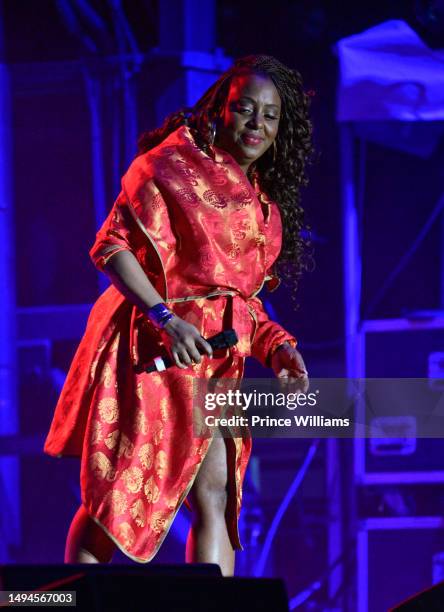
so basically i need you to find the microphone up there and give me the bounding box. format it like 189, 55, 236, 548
134, 329, 239, 374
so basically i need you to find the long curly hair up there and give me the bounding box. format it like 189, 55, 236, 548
138, 54, 314, 297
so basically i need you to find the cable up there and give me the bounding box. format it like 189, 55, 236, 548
289, 579, 323, 609
289, 539, 355, 610
253, 438, 320, 577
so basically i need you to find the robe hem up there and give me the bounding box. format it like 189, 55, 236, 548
84, 433, 243, 564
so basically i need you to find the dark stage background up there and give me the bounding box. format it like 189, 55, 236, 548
1, 2, 444, 611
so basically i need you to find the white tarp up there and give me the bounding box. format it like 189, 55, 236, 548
336, 20, 444, 121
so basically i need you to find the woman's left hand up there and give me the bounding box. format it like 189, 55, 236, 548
271, 342, 309, 393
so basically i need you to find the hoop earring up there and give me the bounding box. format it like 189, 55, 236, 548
272, 141, 277, 164
210, 121, 217, 145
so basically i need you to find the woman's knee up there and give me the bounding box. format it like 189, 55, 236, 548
188, 438, 229, 517
189, 477, 228, 518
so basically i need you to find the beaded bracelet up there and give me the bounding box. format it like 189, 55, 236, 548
146, 303, 174, 329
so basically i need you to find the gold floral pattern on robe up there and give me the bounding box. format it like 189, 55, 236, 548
44, 125, 297, 563
130, 499, 147, 527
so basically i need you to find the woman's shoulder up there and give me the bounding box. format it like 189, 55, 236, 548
122, 125, 200, 204
131, 125, 202, 173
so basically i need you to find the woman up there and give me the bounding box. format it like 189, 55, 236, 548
44, 54, 312, 576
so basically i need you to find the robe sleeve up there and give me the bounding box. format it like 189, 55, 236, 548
248, 295, 297, 368
248, 196, 297, 367
89, 155, 176, 302
89, 191, 138, 272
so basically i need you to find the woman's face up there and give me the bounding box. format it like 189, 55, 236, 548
214, 72, 281, 174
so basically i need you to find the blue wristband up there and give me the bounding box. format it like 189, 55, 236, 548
147, 303, 174, 329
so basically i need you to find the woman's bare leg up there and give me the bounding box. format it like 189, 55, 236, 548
185, 436, 235, 576
65, 504, 116, 564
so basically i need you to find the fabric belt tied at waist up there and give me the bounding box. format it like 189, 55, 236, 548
129, 289, 259, 368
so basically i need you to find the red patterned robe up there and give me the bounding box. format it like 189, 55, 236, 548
44, 125, 296, 562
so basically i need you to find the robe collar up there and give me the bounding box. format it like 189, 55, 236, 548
178, 125, 273, 210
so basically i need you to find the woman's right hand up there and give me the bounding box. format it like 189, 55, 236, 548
162, 316, 213, 369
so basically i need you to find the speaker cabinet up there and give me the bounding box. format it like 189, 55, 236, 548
0, 564, 290, 612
